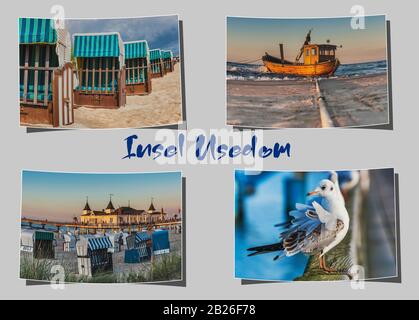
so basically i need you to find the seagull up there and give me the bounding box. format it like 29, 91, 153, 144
247, 174, 350, 276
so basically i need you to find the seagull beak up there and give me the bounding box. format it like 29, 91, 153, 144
307, 190, 319, 196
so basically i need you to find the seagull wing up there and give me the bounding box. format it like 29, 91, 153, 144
301, 221, 344, 255
247, 242, 284, 257
312, 201, 337, 231
295, 203, 313, 211
329, 171, 345, 205
329, 171, 338, 184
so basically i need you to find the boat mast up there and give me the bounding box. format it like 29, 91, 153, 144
279, 43, 285, 64
295, 29, 312, 62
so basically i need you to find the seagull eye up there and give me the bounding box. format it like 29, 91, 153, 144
331, 187, 334, 191
321, 186, 326, 190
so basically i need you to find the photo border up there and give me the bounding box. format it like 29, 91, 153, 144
225, 14, 392, 130
233, 167, 400, 283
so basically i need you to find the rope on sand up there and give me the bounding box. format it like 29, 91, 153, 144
315, 79, 334, 128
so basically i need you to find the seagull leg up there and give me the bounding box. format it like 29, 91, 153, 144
320, 255, 337, 273
320, 255, 353, 279
318, 254, 324, 270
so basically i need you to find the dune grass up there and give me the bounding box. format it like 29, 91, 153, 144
125, 253, 182, 283
20, 252, 182, 284
149, 253, 182, 282
20, 258, 54, 281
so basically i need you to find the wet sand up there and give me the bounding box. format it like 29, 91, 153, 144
227, 79, 320, 128
319, 74, 389, 127
70, 64, 182, 129
227, 73, 389, 128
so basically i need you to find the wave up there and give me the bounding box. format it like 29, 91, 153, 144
227, 60, 387, 81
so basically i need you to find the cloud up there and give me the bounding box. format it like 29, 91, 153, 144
66, 15, 180, 55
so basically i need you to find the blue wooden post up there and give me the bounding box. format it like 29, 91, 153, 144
284, 173, 306, 216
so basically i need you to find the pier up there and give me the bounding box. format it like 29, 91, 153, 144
21, 217, 181, 232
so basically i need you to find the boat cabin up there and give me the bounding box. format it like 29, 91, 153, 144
303, 44, 337, 65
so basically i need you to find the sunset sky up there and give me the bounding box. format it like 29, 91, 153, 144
22, 171, 182, 222
227, 15, 387, 64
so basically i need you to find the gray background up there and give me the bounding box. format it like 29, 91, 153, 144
1, 0, 418, 299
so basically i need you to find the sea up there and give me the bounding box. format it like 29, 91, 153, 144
226, 60, 387, 81
20, 222, 145, 235
21, 222, 72, 233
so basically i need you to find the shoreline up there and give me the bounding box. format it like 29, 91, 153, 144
227, 71, 387, 84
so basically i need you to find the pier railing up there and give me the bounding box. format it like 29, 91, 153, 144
21, 218, 182, 231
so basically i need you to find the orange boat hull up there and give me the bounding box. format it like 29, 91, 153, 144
263, 59, 340, 77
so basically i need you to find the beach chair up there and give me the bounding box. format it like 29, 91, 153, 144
162, 50, 174, 73
19, 18, 74, 127
152, 229, 171, 256
124, 40, 152, 95
76, 236, 113, 277
20, 230, 56, 259
73, 32, 126, 109
150, 49, 165, 78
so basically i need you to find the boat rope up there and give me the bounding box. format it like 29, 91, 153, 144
315, 79, 334, 128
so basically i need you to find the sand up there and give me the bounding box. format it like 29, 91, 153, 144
227, 73, 389, 128
21, 230, 182, 283
227, 79, 320, 128
319, 74, 389, 127
70, 64, 182, 129
113, 231, 182, 277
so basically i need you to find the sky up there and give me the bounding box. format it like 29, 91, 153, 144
22, 171, 182, 222
66, 15, 180, 56
227, 15, 387, 64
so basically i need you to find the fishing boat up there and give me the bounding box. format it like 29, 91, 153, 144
262, 30, 340, 77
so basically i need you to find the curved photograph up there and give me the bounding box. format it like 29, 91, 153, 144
20, 171, 183, 284
227, 15, 390, 128
19, 15, 182, 129
235, 169, 399, 281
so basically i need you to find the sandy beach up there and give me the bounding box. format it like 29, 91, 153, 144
319, 73, 389, 127
227, 79, 320, 128
70, 64, 182, 129
20, 229, 182, 283
227, 73, 389, 128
